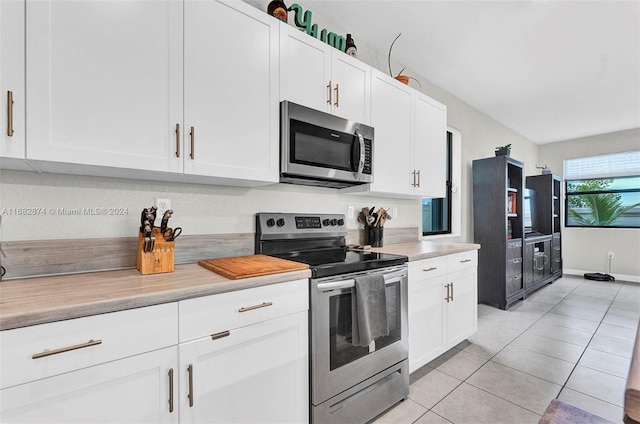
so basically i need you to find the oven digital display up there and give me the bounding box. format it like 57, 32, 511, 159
295, 216, 321, 229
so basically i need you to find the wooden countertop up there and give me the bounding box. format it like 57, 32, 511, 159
0, 240, 479, 331
370, 240, 480, 261
0, 264, 311, 331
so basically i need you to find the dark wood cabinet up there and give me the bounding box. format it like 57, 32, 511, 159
473, 156, 525, 310
526, 174, 563, 279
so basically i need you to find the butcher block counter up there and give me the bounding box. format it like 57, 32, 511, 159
370, 240, 480, 261
0, 263, 311, 331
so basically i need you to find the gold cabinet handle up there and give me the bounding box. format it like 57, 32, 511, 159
168, 368, 174, 413
175, 123, 180, 158
239, 301, 273, 313
189, 126, 195, 160
187, 364, 194, 407
423, 267, 438, 272
211, 330, 230, 340
6, 91, 14, 137
32, 339, 102, 359
326, 80, 332, 104
334, 83, 339, 107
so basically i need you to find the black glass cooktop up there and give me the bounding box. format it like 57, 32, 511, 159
270, 247, 408, 278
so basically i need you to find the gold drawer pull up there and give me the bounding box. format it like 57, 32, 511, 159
239, 302, 273, 313
326, 80, 332, 104
7, 91, 14, 137
168, 368, 174, 413
32, 339, 102, 359
211, 330, 230, 340
189, 126, 195, 160
423, 267, 438, 272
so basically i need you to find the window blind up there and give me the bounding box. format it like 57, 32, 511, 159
564, 150, 640, 180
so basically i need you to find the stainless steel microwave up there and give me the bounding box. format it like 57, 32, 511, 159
280, 101, 374, 188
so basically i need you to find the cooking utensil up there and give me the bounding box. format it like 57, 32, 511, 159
143, 221, 155, 252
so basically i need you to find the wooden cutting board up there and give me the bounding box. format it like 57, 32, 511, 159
198, 254, 309, 280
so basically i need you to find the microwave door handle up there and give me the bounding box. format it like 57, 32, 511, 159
354, 129, 365, 177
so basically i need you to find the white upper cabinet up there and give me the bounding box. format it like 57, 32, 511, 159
183, 0, 279, 184
280, 24, 370, 124
367, 68, 413, 196
413, 92, 447, 198
25, 0, 184, 174
0, 0, 26, 161
343, 70, 447, 199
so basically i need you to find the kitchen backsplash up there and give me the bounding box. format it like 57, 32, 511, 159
1, 227, 419, 279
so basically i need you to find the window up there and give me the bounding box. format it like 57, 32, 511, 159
422, 131, 452, 236
564, 151, 640, 228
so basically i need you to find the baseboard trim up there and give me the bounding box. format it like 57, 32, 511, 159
564, 268, 640, 284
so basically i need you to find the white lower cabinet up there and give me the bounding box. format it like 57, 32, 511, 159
0, 347, 179, 424
177, 278, 309, 424
408, 250, 478, 373
178, 311, 309, 424
0, 303, 180, 423
0, 279, 310, 424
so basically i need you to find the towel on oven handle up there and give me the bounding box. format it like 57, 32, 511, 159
351, 274, 389, 347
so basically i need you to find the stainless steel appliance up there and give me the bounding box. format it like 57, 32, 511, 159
255, 213, 409, 424
280, 101, 374, 188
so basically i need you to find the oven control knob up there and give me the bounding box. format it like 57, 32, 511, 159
276, 218, 286, 227
330, 219, 337, 226
337, 218, 345, 226
266, 218, 275, 227
322, 219, 330, 226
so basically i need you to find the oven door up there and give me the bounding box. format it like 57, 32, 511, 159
310, 266, 408, 406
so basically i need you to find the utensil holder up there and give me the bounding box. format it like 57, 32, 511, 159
366, 227, 384, 247
136, 227, 175, 275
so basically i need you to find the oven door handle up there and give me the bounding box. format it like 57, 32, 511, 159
317, 275, 403, 291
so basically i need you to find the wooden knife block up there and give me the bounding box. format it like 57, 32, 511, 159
136, 227, 175, 275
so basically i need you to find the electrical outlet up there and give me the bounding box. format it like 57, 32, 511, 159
347, 205, 355, 219
155, 198, 171, 218
607, 251, 614, 259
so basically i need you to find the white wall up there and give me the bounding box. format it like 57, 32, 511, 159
538, 128, 640, 281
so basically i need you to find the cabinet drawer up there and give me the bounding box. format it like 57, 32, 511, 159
506, 239, 522, 259
0, 303, 178, 389
506, 274, 523, 296
179, 279, 308, 343
506, 257, 523, 277
446, 250, 478, 273
409, 256, 448, 280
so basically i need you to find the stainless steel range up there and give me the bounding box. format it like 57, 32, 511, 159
255, 213, 409, 424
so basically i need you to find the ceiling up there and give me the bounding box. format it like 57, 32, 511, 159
298, 0, 640, 144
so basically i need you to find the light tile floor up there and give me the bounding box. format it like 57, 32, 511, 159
373, 276, 640, 424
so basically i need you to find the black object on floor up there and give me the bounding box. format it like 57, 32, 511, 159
584, 272, 615, 281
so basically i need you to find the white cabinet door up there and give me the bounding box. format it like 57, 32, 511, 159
179, 311, 309, 424
0, 347, 179, 424
368, 69, 413, 196
408, 274, 446, 373
330, 53, 370, 124
445, 267, 478, 347
25, 0, 184, 173
280, 24, 370, 124
280, 24, 332, 114
0, 0, 25, 160
184, 0, 278, 184
413, 92, 447, 198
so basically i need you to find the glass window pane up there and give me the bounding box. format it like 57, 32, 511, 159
566, 191, 640, 227
566, 176, 640, 193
